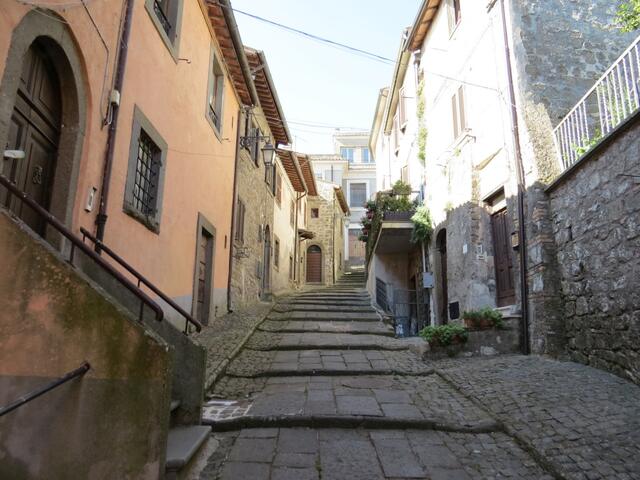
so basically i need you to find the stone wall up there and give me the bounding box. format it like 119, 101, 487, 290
0, 211, 172, 479
509, 0, 636, 355
230, 111, 276, 307
307, 181, 345, 285
547, 115, 640, 384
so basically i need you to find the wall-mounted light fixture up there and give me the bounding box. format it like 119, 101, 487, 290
239, 132, 276, 168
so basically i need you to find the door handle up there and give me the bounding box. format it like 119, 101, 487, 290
3, 150, 25, 160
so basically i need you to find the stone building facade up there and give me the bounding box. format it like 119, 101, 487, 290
306, 180, 349, 285
229, 48, 291, 308
369, 0, 635, 361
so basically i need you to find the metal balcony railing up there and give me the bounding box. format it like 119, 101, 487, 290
554, 34, 640, 170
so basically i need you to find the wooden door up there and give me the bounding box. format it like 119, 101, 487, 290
306, 245, 322, 283
348, 229, 365, 260
4, 43, 61, 234
491, 208, 516, 306
195, 228, 214, 325
436, 229, 448, 324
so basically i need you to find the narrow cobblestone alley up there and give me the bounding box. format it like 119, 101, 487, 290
188, 271, 636, 480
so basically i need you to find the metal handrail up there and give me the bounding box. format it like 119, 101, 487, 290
0, 362, 90, 417
80, 227, 202, 334
0, 174, 164, 323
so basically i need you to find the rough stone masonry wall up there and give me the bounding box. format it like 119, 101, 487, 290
547, 117, 640, 385
230, 117, 276, 308
308, 182, 341, 285
509, 0, 636, 355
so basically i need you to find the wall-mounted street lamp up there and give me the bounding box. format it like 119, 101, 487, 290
239, 132, 276, 168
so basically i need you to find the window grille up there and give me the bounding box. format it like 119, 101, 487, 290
311, 208, 319, 218
235, 199, 245, 243
153, 0, 172, 35
290, 200, 295, 227
132, 129, 160, 216
274, 238, 280, 268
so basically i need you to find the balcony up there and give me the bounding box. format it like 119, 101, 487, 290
374, 210, 415, 254
554, 33, 640, 171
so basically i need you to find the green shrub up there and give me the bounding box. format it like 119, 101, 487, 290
411, 204, 433, 244
419, 324, 468, 346
462, 307, 504, 329
617, 0, 640, 32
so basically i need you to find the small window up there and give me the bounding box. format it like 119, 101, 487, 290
124, 107, 167, 232
234, 198, 246, 243
311, 208, 319, 219
275, 171, 282, 205
393, 115, 400, 154
290, 200, 295, 227
145, 0, 184, 57
323, 169, 333, 182
207, 52, 224, 133
340, 147, 354, 162
361, 148, 370, 163
448, 0, 462, 35
398, 87, 407, 127
274, 237, 280, 269
349, 183, 367, 208
451, 85, 467, 141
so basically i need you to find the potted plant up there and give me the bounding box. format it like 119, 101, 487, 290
419, 324, 468, 357
462, 307, 504, 330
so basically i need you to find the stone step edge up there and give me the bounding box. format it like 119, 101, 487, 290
267, 316, 382, 323
257, 327, 395, 337
224, 369, 435, 378
202, 414, 501, 435
245, 344, 410, 352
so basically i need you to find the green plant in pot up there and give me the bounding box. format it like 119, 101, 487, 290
419, 324, 468, 349
462, 307, 504, 330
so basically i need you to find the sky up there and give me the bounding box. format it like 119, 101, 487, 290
231, 0, 421, 153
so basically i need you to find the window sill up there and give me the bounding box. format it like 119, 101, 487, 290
123, 203, 160, 234
451, 128, 474, 151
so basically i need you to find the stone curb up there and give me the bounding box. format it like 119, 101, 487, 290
203, 414, 501, 434
204, 304, 276, 392
244, 344, 410, 352
257, 327, 395, 337
435, 368, 564, 480
225, 369, 436, 379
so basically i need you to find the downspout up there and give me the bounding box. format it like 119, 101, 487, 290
227, 107, 243, 312
293, 191, 299, 284
499, 0, 530, 354
95, 0, 134, 247
332, 195, 336, 284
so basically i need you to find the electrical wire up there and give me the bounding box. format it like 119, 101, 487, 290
210, 1, 395, 65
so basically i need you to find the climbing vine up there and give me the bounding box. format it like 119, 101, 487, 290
416, 80, 428, 165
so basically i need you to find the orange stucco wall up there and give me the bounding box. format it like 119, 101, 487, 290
0, 0, 240, 322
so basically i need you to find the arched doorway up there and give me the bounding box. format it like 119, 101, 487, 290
262, 225, 271, 294
4, 41, 61, 234
0, 11, 87, 236
306, 245, 322, 283
436, 229, 448, 324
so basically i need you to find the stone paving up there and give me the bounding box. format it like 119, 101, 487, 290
191, 274, 640, 479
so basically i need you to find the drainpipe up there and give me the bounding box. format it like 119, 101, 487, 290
95, 0, 134, 247
499, 0, 530, 354
332, 195, 336, 284
293, 191, 299, 284
226, 107, 243, 312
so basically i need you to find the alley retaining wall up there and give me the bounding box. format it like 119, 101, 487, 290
547, 115, 640, 384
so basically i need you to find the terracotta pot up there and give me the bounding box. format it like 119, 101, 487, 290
463, 317, 493, 330
367, 211, 374, 219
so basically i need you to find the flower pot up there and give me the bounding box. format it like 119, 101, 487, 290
366, 211, 374, 220
463, 317, 493, 330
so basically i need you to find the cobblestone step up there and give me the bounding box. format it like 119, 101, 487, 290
208, 374, 494, 430
268, 311, 380, 322
245, 332, 409, 351
204, 428, 551, 480
259, 320, 394, 336
275, 303, 374, 312
225, 349, 433, 377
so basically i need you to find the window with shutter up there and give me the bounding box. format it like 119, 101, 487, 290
349, 183, 367, 208
451, 86, 467, 141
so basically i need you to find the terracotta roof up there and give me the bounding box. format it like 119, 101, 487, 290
205, 0, 255, 106
407, 0, 441, 51
334, 187, 350, 215
277, 149, 306, 193
296, 154, 318, 197
245, 48, 291, 146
